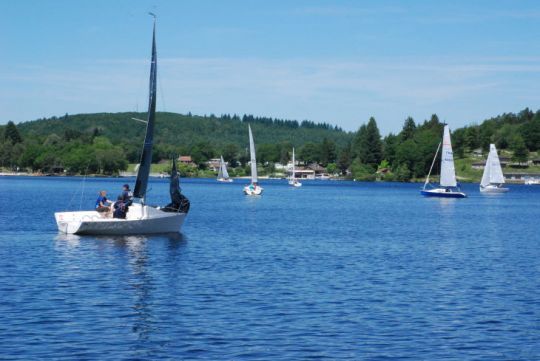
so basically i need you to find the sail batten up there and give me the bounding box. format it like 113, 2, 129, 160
248, 125, 258, 183
440, 125, 457, 187
133, 20, 157, 200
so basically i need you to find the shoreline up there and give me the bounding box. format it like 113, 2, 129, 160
1, 172, 536, 184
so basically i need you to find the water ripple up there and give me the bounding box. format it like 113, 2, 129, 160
0, 178, 539, 359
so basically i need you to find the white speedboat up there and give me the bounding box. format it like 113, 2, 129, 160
480, 144, 508, 193
243, 124, 264, 195
421, 125, 466, 198
55, 16, 190, 235
288, 147, 302, 187
217, 155, 233, 182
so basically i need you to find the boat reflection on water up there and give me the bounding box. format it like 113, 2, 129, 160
54, 232, 187, 344
55, 232, 186, 246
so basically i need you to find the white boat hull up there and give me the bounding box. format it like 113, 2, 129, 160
288, 180, 302, 187
480, 185, 509, 193
217, 178, 233, 183
243, 185, 263, 196
55, 203, 186, 235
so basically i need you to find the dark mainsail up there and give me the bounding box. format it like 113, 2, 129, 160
163, 157, 190, 213
133, 19, 157, 200
169, 157, 181, 202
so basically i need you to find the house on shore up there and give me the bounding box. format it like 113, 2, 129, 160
207, 158, 221, 172
505, 173, 540, 183
178, 156, 194, 165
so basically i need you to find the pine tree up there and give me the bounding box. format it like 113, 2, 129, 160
3, 121, 22, 144
337, 144, 352, 174
511, 135, 529, 164
353, 117, 382, 168
401, 117, 416, 141
319, 138, 337, 166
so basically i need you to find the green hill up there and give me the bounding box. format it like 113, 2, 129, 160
1, 112, 352, 174
17, 112, 351, 150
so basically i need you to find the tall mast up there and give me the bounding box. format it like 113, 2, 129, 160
133, 15, 157, 201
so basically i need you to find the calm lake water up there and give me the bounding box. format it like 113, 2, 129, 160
0, 177, 539, 360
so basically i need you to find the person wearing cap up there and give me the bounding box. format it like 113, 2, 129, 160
121, 184, 133, 206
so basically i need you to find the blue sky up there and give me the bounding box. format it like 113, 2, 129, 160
2, 0, 540, 134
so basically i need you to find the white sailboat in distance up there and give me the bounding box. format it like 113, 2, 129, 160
288, 147, 302, 187
421, 124, 467, 198
480, 144, 508, 193
243, 125, 263, 195
217, 155, 233, 182
55, 16, 190, 235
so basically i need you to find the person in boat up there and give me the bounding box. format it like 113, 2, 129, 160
121, 184, 133, 206
95, 190, 112, 214
112, 196, 127, 219
249, 182, 259, 191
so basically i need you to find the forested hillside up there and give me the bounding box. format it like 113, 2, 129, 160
1, 112, 352, 174
350, 108, 540, 181
1, 108, 539, 180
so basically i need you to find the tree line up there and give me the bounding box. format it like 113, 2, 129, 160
2, 108, 539, 178
345, 108, 540, 181
0, 112, 351, 175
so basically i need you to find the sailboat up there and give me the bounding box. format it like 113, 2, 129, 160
480, 144, 508, 193
288, 147, 302, 187
55, 16, 190, 235
243, 125, 263, 195
217, 155, 233, 182
421, 124, 467, 198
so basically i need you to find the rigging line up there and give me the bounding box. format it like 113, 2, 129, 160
424, 141, 441, 189
66, 165, 89, 211
66, 179, 81, 210
79, 166, 89, 211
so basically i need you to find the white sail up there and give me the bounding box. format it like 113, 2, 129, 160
217, 156, 224, 179
440, 125, 457, 187
488, 144, 505, 184
480, 150, 492, 188
220, 156, 230, 179
291, 148, 296, 181
248, 125, 258, 183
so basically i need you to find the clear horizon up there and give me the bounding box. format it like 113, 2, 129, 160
2, 0, 540, 134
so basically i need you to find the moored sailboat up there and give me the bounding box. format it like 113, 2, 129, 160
217, 155, 233, 182
243, 125, 263, 195
421, 125, 466, 198
480, 144, 508, 193
288, 147, 302, 187
55, 16, 190, 235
